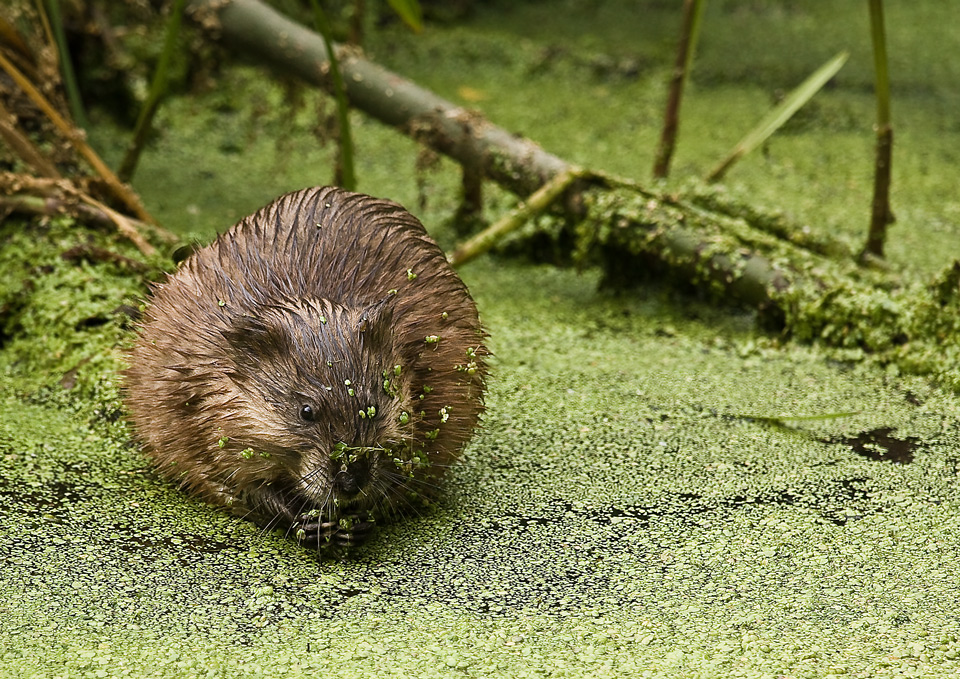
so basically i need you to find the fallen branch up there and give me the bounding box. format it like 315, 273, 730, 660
0, 181, 178, 251
184, 0, 858, 311
1, 192, 103, 224
187, 0, 569, 197
187, 0, 793, 302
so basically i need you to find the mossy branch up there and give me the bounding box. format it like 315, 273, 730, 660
182, 0, 849, 314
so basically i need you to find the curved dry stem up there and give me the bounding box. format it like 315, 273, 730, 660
0, 99, 62, 178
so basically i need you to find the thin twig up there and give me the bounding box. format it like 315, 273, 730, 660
652, 0, 705, 179
861, 0, 894, 260
0, 14, 35, 65
61, 244, 150, 272
78, 194, 156, 257
457, 163, 483, 224
308, 0, 356, 189
0, 180, 178, 246
0, 192, 113, 226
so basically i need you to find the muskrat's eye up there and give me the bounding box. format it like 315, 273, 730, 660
299, 404, 316, 422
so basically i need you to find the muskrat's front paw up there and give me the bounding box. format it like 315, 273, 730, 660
294, 513, 376, 547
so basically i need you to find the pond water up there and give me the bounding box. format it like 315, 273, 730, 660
4, 1, 960, 676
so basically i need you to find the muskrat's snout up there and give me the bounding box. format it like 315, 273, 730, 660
333, 456, 371, 497
297, 444, 386, 508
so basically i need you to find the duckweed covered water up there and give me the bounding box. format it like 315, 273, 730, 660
4, 259, 960, 677
3, 1, 960, 677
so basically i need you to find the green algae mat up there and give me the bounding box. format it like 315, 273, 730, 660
4, 251, 960, 678
4, 1, 960, 676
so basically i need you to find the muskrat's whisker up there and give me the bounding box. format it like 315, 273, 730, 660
221, 466, 242, 482
396, 473, 446, 496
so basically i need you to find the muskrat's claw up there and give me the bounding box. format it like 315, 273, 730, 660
296, 513, 376, 548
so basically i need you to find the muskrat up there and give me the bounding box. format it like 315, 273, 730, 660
124, 187, 488, 549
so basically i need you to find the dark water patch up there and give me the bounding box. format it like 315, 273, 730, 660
903, 390, 923, 406
117, 531, 246, 564
0, 479, 91, 518
724, 413, 919, 465
827, 427, 917, 464
335, 586, 367, 599
482, 509, 563, 532
583, 480, 872, 529
74, 315, 111, 330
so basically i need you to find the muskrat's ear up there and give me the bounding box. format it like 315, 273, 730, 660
221, 315, 291, 365
357, 298, 395, 349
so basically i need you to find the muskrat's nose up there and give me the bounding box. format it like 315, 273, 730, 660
334, 458, 370, 496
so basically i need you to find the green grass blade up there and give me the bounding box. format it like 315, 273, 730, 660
309, 0, 356, 190
43, 0, 87, 130
869, 0, 891, 128
706, 50, 849, 183
682, 0, 705, 76
118, 0, 187, 182
386, 0, 423, 33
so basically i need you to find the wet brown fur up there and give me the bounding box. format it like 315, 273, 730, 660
124, 187, 487, 548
